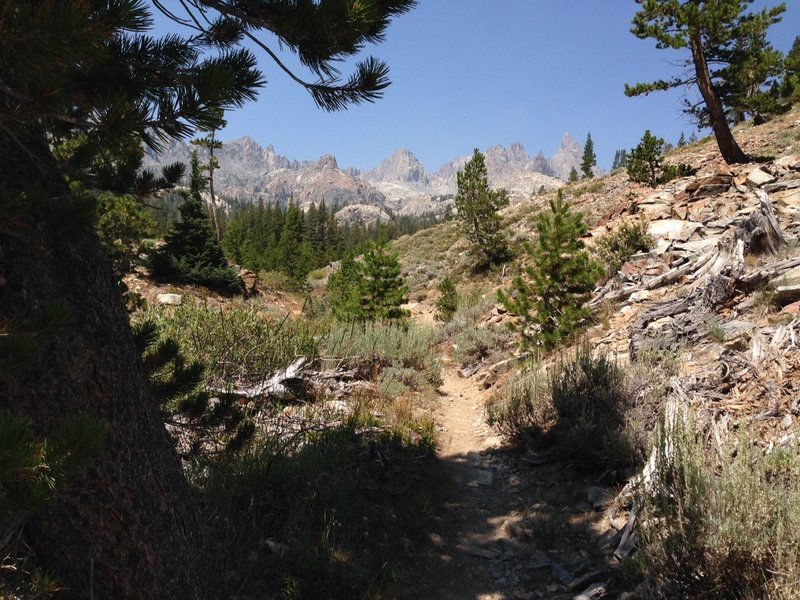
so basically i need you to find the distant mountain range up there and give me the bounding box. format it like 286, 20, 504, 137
143, 133, 589, 223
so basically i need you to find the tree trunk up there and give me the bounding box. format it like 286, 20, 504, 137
689, 34, 748, 164
208, 138, 222, 243
0, 128, 205, 598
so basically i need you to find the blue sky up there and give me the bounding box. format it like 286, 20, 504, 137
156, 1, 799, 172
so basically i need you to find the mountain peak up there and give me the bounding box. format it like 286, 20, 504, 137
364, 148, 428, 186
317, 154, 339, 170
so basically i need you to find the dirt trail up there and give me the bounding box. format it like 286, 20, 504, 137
407, 358, 621, 600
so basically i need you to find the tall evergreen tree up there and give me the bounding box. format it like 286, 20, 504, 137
568, 166, 579, 183
581, 132, 597, 179
625, 0, 786, 164
715, 8, 788, 123
357, 241, 409, 320
611, 149, 629, 171
151, 153, 240, 294
498, 192, 602, 350
191, 109, 226, 242
455, 149, 510, 265
677, 132, 687, 147
0, 1, 415, 596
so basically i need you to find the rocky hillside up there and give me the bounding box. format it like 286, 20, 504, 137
143, 133, 585, 221
397, 108, 800, 440
391, 108, 800, 599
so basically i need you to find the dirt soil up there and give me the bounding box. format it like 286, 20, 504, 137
407, 355, 631, 600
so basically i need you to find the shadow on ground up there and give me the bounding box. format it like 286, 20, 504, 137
405, 444, 636, 600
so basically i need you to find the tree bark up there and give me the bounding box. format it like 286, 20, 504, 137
0, 127, 205, 598
689, 34, 748, 164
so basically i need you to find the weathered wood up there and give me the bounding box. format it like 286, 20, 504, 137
630, 240, 744, 357
587, 251, 714, 310
739, 256, 800, 289
736, 189, 785, 255
215, 357, 309, 401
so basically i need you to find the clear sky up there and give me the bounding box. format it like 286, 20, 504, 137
155, 1, 799, 173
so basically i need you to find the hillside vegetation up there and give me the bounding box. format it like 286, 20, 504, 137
4, 2, 800, 598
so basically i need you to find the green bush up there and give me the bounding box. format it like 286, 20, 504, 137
322, 321, 441, 389
658, 162, 697, 184
436, 292, 496, 342
594, 219, 654, 277
627, 130, 664, 187
452, 325, 510, 368
142, 301, 318, 389
637, 415, 800, 599
627, 130, 697, 187
434, 277, 459, 323
133, 318, 255, 456
486, 363, 555, 440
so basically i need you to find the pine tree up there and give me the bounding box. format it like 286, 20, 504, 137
677, 132, 687, 147
328, 253, 362, 320
277, 201, 308, 281
435, 277, 459, 323
627, 130, 665, 188
625, 0, 786, 164
568, 167, 579, 183
455, 149, 510, 265
191, 109, 226, 242
715, 10, 789, 123
783, 36, 800, 100
357, 241, 409, 321
611, 149, 629, 171
498, 192, 602, 350
150, 152, 240, 293
581, 132, 597, 179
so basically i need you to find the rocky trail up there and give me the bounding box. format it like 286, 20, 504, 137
407, 357, 629, 600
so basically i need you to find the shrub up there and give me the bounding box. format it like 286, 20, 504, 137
627, 130, 697, 187
486, 363, 554, 441
452, 325, 511, 368
133, 318, 255, 456
658, 162, 697, 184
94, 191, 154, 275
594, 218, 654, 277
488, 344, 653, 471
142, 301, 318, 389
637, 414, 800, 599
204, 416, 438, 599
436, 291, 497, 342
434, 277, 459, 323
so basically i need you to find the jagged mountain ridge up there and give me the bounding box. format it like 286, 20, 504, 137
143, 134, 586, 220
